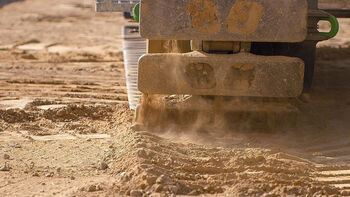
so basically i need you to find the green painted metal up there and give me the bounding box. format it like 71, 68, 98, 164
133, 3, 140, 22
319, 15, 339, 39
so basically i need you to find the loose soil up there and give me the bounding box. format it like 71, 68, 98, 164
0, 0, 350, 196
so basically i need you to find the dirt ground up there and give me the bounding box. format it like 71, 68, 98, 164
0, 0, 350, 196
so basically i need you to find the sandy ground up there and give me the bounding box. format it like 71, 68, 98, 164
0, 0, 350, 196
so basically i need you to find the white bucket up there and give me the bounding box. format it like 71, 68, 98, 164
122, 25, 147, 110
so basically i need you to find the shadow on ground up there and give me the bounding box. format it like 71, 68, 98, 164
0, 0, 23, 8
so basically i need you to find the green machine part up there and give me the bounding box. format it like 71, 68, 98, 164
319, 14, 339, 39
133, 3, 140, 22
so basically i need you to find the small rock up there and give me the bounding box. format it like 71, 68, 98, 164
87, 185, 96, 192
87, 184, 101, 192
168, 185, 178, 194
3, 154, 10, 160
146, 176, 157, 185
153, 184, 163, 192
194, 174, 201, 179
13, 143, 22, 148
188, 190, 199, 195
156, 175, 166, 184
70, 176, 75, 180
29, 161, 35, 169
149, 193, 166, 197
139, 182, 147, 190
204, 185, 213, 192
56, 167, 61, 173
45, 172, 54, 177
120, 172, 130, 182
137, 149, 147, 158
130, 190, 143, 197
98, 161, 108, 170
32, 172, 39, 177
0, 163, 10, 171
217, 186, 224, 193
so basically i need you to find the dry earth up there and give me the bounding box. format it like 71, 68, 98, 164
0, 0, 350, 196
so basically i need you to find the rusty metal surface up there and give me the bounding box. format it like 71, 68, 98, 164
95, 0, 138, 12
140, 0, 308, 42
138, 52, 305, 97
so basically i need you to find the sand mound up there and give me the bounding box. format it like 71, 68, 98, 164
99, 127, 341, 196
43, 104, 114, 122
0, 109, 37, 123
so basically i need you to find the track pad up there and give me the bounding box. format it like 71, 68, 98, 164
139, 52, 304, 97
140, 0, 307, 42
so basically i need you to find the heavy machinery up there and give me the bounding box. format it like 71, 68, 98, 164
97, 0, 348, 131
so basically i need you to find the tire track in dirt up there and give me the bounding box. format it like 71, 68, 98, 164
290, 133, 350, 195
308, 140, 350, 194
0, 61, 129, 108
